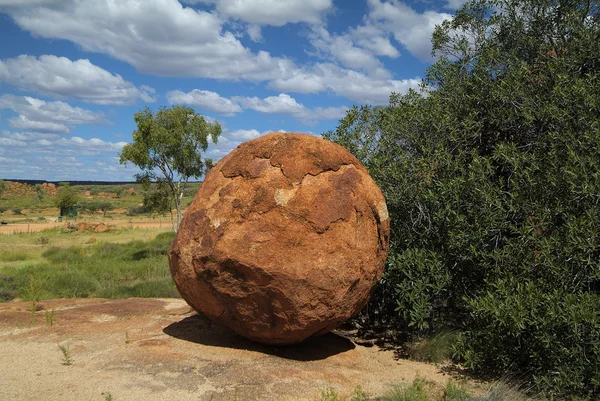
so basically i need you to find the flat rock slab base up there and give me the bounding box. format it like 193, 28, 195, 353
0, 298, 477, 401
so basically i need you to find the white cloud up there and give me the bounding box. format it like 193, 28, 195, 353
228, 129, 263, 141
0, 0, 296, 81
308, 26, 392, 78
64, 136, 128, 153
166, 89, 242, 116
268, 72, 326, 94
0, 95, 108, 133
169, 89, 348, 122
0, 131, 126, 154
270, 63, 421, 104
8, 116, 70, 134
0, 0, 429, 105
350, 25, 400, 58
233, 93, 305, 114
0, 130, 137, 181
0, 156, 26, 165
445, 0, 470, 10
295, 106, 348, 123
234, 93, 347, 123
207, 128, 289, 159
247, 24, 263, 41
0, 55, 156, 105
196, 0, 333, 26
361, 0, 453, 62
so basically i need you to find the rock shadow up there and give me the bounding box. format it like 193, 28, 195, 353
163, 314, 355, 361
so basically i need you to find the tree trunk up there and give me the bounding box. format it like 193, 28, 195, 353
174, 189, 184, 232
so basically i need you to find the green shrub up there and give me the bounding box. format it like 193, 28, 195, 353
127, 205, 149, 216
407, 331, 457, 364
48, 270, 100, 298
0, 276, 18, 301
454, 283, 600, 398
42, 246, 87, 264
326, 0, 600, 397
35, 236, 49, 246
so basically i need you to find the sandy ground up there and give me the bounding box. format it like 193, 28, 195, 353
0, 221, 169, 234
0, 298, 483, 401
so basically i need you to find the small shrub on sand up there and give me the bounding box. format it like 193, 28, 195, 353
407, 331, 457, 364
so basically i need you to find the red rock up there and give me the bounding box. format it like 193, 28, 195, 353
93, 223, 110, 232
41, 183, 58, 196
169, 133, 390, 345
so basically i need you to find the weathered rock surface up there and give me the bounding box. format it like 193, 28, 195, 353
0, 298, 476, 401
169, 132, 390, 345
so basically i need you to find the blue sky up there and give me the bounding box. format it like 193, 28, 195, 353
0, 0, 466, 181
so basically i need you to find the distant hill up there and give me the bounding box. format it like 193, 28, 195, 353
2, 180, 201, 186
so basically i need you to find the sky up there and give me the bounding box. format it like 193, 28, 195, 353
0, 0, 467, 181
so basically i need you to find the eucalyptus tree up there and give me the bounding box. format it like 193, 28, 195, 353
120, 106, 221, 231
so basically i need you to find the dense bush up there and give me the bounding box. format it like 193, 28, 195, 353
325, 0, 600, 397
127, 205, 150, 216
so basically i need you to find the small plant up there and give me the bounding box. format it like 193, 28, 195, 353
382, 377, 429, 401
125, 331, 131, 344
443, 381, 470, 401
102, 392, 113, 401
350, 385, 369, 401
45, 308, 57, 326
320, 385, 341, 401
23, 272, 46, 306
12, 207, 22, 215
28, 300, 39, 324
58, 342, 73, 366
407, 331, 457, 364
468, 383, 532, 401
35, 235, 50, 246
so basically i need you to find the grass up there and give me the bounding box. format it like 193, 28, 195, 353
406, 331, 458, 364
467, 383, 533, 401
443, 381, 471, 401
317, 379, 532, 401
0, 249, 35, 262
0, 229, 179, 301
319, 385, 369, 401
382, 377, 430, 401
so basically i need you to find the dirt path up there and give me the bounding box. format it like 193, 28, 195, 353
0, 221, 169, 234
0, 298, 483, 401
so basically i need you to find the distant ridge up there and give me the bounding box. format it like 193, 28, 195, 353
1, 179, 138, 186
2, 179, 202, 186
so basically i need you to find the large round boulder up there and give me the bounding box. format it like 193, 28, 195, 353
168, 132, 390, 345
